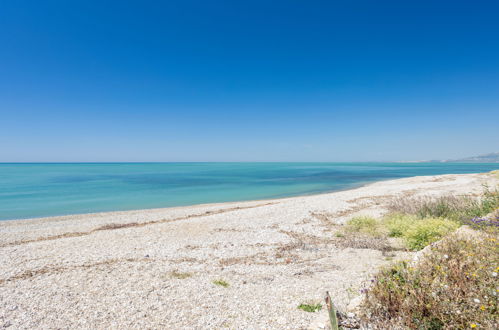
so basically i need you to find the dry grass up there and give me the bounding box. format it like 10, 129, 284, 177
97, 222, 139, 230
169, 270, 193, 279
2, 202, 276, 248
388, 188, 499, 222
334, 233, 393, 252
0, 257, 149, 284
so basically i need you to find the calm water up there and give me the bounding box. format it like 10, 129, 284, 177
0, 162, 498, 220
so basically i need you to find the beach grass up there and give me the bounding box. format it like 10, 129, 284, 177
388, 187, 499, 222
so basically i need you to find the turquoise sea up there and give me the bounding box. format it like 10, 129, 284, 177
0, 162, 498, 220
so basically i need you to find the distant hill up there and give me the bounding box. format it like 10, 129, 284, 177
443, 152, 499, 163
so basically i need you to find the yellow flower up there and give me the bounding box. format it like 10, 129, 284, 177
470, 323, 477, 328
480, 305, 485, 311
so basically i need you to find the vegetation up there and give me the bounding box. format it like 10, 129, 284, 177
297, 303, 322, 312
325, 291, 341, 330
388, 187, 499, 222
346, 216, 382, 237
403, 217, 459, 250
361, 233, 498, 329
212, 279, 230, 288
357, 185, 499, 328
169, 270, 192, 279
346, 213, 458, 251
382, 213, 416, 237
343, 187, 499, 250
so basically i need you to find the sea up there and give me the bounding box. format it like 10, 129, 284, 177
0, 162, 498, 220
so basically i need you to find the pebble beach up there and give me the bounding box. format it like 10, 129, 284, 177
1, 172, 497, 329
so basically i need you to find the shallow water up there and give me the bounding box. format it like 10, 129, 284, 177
0, 162, 497, 220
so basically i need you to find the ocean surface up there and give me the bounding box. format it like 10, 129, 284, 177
0, 162, 498, 221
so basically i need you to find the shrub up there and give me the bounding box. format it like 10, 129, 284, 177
344, 214, 459, 251
298, 303, 322, 312
403, 217, 459, 250
361, 232, 499, 329
382, 213, 417, 237
346, 216, 382, 237
464, 216, 499, 234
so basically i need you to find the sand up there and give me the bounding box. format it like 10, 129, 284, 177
1, 172, 497, 329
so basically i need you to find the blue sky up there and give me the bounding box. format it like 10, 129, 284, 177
0, 0, 498, 162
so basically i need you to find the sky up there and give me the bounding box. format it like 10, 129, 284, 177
0, 0, 498, 162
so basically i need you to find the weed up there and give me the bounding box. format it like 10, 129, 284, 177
213, 279, 230, 288
346, 216, 382, 237
298, 303, 322, 312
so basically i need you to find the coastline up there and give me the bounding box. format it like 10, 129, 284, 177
2, 162, 499, 222
1, 172, 498, 329
0, 177, 377, 224
0, 170, 485, 224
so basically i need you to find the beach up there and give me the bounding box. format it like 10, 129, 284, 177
1, 172, 497, 329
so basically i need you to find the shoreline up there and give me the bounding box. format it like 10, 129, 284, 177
0, 178, 375, 224
1, 172, 498, 329
2, 162, 499, 222
0, 172, 473, 224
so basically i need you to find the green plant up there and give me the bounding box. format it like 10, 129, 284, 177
297, 303, 322, 312
213, 279, 230, 288
478, 186, 499, 215
361, 233, 499, 329
325, 291, 341, 330
403, 217, 459, 250
382, 213, 417, 237
346, 216, 382, 237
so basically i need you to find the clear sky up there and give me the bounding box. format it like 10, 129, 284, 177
1, 1, 498, 162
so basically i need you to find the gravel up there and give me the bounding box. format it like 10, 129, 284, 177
0, 173, 496, 329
